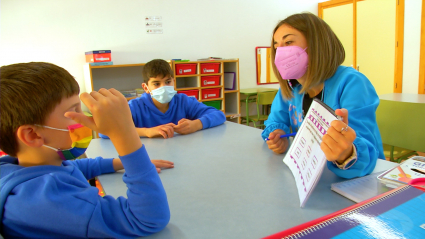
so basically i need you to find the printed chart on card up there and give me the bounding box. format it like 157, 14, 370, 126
283, 99, 341, 207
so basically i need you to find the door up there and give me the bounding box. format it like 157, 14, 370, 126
323, 3, 354, 67
357, 0, 396, 95
319, 0, 402, 95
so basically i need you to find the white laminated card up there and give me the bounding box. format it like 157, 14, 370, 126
283, 98, 341, 207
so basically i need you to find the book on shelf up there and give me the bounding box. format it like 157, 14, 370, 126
85, 50, 111, 54
331, 171, 393, 203
197, 57, 222, 61
264, 184, 425, 239
283, 98, 342, 207
377, 156, 425, 188
89, 61, 113, 66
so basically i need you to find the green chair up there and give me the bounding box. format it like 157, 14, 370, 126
241, 91, 277, 128
376, 99, 425, 163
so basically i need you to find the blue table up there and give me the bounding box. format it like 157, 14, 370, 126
85, 122, 396, 239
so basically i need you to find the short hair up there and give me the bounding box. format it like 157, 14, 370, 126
271, 12, 345, 99
0, 62, 79, 156
142, 59, 174, 83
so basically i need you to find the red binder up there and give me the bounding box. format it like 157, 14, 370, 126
263, 184, 425, 239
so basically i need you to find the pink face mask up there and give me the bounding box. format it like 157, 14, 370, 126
274, 46, 308, 80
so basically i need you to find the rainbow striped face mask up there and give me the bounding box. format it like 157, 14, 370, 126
38, 124, 92, 160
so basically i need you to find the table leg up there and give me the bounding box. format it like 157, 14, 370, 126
246, 96, 250, 126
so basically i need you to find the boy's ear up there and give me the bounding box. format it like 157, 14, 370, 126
142, 83, 150, 93
16, 125, 44, 148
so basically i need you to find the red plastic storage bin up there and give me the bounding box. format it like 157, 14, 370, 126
200, 63, 220, 74
201, 88, 220, 99
178, 89, 199, 100
176, 63, 197, 75
201, 75, 220, 87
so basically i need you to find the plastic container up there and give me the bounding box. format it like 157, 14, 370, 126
200, 63, 220, 74
178, 89, 199, 100
175, 63, 197, 75
201, 88, 220, 99
224, 72, 236, 90
203, 100, 222, 110
201, 75, 220, 87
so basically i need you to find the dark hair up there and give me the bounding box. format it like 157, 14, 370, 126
0, 62, 80, 156
142, 59, 174, 83
271, 12, 345, 99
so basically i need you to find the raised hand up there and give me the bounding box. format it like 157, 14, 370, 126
65, 88, 141, 156
321, 108, 356, 164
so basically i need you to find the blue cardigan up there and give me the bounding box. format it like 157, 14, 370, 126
262, 66, 385, 179
99, 93, 226, 138
0, 146, 170, 238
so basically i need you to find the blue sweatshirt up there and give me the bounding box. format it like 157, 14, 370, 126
0, 146, 170, 238
99, 93, 226, 139
262, 66, 385, 179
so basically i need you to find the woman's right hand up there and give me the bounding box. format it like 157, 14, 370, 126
266, 129, 289, 154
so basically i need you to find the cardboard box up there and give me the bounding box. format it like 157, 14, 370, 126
85, 50, 112, 62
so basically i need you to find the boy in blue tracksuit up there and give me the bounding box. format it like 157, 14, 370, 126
99, 59, 226, 139
0, 62, 170, 238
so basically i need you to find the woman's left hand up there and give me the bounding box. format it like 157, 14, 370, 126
321, 108, 356, 164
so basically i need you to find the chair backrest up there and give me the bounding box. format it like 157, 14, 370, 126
376, 99, 425, 152
253, 91, 277, 121
257, 91, 277, 106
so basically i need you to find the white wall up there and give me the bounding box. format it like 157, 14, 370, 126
402, 0, 422, 93
0, 0, 323, 93
1, 0, 421, 95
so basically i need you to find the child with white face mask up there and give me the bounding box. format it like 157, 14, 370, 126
98, 59, 226, 140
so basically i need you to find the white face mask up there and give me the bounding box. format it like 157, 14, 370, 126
148, 85, 177, 104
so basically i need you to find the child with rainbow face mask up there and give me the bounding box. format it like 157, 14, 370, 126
36, 124, 92, 160
0, 62, 170, 237
98, 59, 226, 140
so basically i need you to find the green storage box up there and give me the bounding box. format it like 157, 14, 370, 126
203, 100, 221, 110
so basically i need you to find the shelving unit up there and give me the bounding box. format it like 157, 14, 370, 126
172, 59, 241, 123
83, 59, 241, 123
83, 63, 146, 101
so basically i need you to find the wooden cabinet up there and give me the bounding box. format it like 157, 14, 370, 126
83, 60, 241, 123
83, 63, 145, 101
172, 59, 241, 123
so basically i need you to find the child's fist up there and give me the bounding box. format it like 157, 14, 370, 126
66, 88, 134, 138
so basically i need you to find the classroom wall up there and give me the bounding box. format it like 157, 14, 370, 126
0, 0, 422, 97
0, 0, 322, 93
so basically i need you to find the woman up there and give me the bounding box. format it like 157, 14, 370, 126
262, 12, 384, 179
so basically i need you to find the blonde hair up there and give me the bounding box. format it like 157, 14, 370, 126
271, 12, 345, 99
